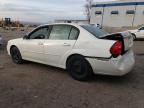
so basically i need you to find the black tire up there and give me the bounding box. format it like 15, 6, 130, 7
131, 33, 136, 40
67, 55, 93, 81
10, 46, 23, 64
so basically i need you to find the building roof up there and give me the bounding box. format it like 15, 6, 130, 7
92, 0, 144, 7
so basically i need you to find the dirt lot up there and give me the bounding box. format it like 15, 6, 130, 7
0, 28, 144, 108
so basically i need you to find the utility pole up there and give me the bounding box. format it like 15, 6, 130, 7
132, 3, 137, 27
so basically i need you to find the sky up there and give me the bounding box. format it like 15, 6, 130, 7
0, 0, 116, 23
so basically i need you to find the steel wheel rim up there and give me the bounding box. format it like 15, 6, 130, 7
71, 60, 84, 75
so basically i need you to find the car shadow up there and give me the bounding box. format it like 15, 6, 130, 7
135, 38, 144, 41
24, 60, 67, 73
91, 73, 133, 83
24, 60, 136, 84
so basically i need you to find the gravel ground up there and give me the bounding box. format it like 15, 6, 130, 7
0, 28, 144, 108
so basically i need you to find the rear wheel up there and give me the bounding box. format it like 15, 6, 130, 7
10, 46, 23, 64
67, 55, 93, 81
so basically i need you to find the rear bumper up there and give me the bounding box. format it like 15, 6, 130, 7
86, 50, 135, 76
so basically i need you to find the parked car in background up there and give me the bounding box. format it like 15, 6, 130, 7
0, 35, 3, 46
7, 23, 135, 81
129, 26, 144, 40
96, 24, 102, 29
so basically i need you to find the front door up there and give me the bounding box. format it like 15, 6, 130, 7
22, 26, 49, 62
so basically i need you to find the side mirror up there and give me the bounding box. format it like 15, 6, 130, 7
23, 35, 28, 39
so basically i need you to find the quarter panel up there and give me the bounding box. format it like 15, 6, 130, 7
59, 38, 115, 69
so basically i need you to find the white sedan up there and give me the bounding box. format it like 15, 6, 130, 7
7, 23, 135, 81
0, 35, 3, 46
129, 26, 144, 39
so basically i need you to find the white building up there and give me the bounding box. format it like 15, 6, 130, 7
90, 0, 144, 27
55, 19, 88, 24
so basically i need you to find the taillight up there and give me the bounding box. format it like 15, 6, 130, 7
110, 41, 122, 58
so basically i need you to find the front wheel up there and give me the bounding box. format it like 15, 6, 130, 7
131, 33, 136, 40
10, 46, 23, 64
67, 56, 93, 81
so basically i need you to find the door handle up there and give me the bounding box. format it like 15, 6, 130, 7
63, 43, 71, 46
38, 42, 44, 45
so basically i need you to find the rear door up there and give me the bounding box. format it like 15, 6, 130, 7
44, 25, 79, 67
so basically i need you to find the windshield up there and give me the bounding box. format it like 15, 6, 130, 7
138, 27, 144, 30
81, 25, 109, 38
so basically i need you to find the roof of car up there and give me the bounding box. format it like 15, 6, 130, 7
40, 23, 80, 27
28, 23, 82, 34
37, 23, 98, 29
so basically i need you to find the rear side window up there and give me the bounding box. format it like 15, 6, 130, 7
69, 28, 79, 40
49, 25, 71, 40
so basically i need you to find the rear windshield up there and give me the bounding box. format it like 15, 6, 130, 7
81, 25, 109, 38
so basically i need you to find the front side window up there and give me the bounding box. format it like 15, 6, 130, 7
49, 25, 71, 40
29, 27, 49, 39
